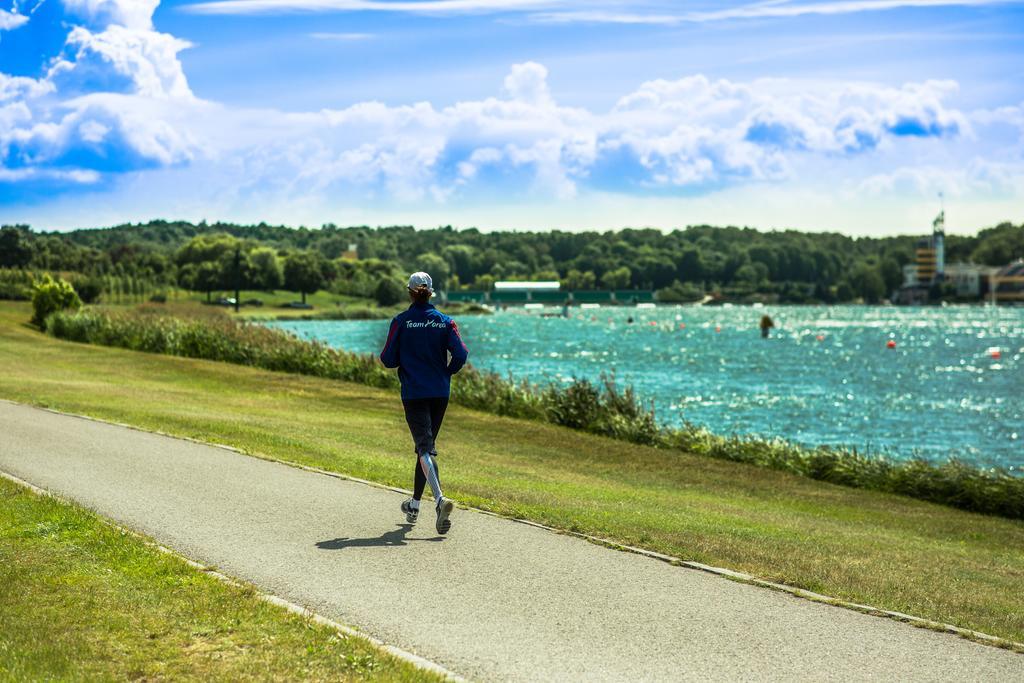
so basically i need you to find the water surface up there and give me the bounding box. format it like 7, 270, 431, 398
268, 305, 1023, 471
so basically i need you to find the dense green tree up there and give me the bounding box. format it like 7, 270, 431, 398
601, 266, 632, 290
735, 262, 769, 287
176, 233, 238, 266
635, 255, 676, 289
178, 261, 224, 302
473, 273, 496, 290
0, 226, 33, 268
283, 251, 327, 304
248, 248, 284, 291
414, 253, 450, 291
971, 222, 1024, 265
848, 263, 887, 303
12, 218, 1023, 305
675, 246, 705, 282
561, 269, 597, 290
879, 257, 903, 294
374, 277, 406, 306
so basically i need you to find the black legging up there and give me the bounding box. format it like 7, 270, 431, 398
402, 397, 449, 501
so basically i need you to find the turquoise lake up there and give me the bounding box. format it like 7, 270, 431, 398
268, 306, 1023, 472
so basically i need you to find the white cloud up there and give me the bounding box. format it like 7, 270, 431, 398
183, 0, 1024, 21
1, 0, 1012, 222
186, 0, 561, 16
62, 0, 160, 30
858, 160, 1024, 198
0, 8, 29, 30
502, 61, 552, 106
0, 73, 55, 102
0, 166, 100, 182
2, 40, 981, 203
1, 0, 197, 175
688, 0, 1021, 23
530, 0, 1024, 25
48, 24, 194, 99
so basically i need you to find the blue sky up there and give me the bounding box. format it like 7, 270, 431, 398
1, 1, 1022, 234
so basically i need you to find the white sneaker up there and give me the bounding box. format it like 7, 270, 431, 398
400, 498, 419, 524
435, 497, 454, 535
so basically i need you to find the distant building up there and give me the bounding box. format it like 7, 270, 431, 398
493, 281, 562, 292
897, 211, 948, 304
493, 281, 564, 304
991, 259, 1024, 303
448, 280, 655, 306
340, 243, 358, 260
944, 263, 998, 298
914, 210, 946, 284
901, 263, 919, 288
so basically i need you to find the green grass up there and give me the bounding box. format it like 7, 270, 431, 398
0, 476, 442, 681
1, 302, 1023, 647
180, 288, 354, 310
46, 305, 1023, 519
108, 290, 489, 320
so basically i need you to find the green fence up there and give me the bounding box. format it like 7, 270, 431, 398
447, 290, 487, 303
614, 290, 655, 303
572, 290, 614, 303
491, 290, 529, 303
531, 290, 570, 303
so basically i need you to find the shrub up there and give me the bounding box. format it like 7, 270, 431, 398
374, 277, 405, 307
45, 306, 1024, 520
68, 274, 104, 304
31, 275, 82, 329
0, 269, 35, 300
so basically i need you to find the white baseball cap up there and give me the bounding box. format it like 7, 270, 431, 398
407, 272, 433, 293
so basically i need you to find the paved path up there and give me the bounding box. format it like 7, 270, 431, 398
1, 401, 1020, 682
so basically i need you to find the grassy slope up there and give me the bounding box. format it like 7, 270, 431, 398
173, 289, 383, 320
0, 302, 1022, 645
154, 291, 483, 320
0, 476, 440, 681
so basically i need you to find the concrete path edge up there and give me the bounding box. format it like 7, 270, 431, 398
5, 398, 1022, 656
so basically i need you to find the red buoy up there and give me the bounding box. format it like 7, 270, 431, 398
715, 325, 722, 333
679, 323, 686, 329
816, 334, 825, 342
886, 340, 896, 349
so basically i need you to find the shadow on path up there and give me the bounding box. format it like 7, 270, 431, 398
316, 524, 444, 550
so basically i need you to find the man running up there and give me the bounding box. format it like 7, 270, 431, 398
379, 272, 468, 534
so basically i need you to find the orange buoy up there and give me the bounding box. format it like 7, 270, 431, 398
715, 325, 721, 333
886, 340, 896, 349
990, 349, 1001, 360
816, 334, 825, 342
679, 323, 686, 329
649, 321, 657, 326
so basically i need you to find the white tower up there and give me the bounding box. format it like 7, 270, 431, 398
932, 197, 945, 279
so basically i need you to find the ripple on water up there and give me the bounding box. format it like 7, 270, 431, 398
268, 305, 1024, 471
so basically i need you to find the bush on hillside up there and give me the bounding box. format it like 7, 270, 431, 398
0, 269, 35, 300
45, 306, 1024, 520
67, 274, 104, 304
374, 277, 406, 307
32, 275, 81, 329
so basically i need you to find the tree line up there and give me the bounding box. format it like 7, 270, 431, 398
1, 219, 1021, 304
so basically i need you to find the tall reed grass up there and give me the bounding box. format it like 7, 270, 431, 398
46, 306, 1023, 520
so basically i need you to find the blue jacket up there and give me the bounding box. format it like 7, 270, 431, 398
380, 302, 469, 399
